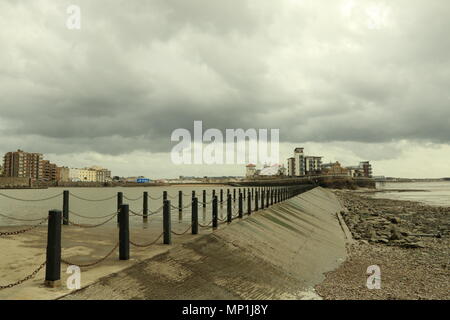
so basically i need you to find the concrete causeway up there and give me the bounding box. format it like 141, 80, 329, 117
61, 187, 349, 300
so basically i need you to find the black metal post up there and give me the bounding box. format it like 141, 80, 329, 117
45, 209, 61, 287
203, 190, 206, 208
261, 189, 265, 209
62, 190, 69, 225
119, 204, 130, 260
238, 192, 243, 218
227, 194, 232, 223
247, 190, 251, 215
266, 188, 270, 208
143, 191, 148, 222
117, 192, 123, 224
163, 200, 171, 244
233, 189, 236, 202
220, 189, 223, 205
163, 191, 168, 201
192, 197, 198, 235
212, 196, 218, 229
255, 191, 259, 211
178, 190, 182, 220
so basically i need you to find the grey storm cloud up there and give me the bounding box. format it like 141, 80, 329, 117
0, 0, 449, 156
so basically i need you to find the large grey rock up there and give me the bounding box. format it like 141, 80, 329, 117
390, 226, 403, 240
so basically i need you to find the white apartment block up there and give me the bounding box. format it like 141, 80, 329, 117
294, 148, 305, 176
287, 148, 322, 177
68, 166, 111, 182
305, 156, 322, 174
287, 157, 295, 176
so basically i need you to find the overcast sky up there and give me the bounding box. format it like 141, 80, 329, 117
1, 0, 449, 178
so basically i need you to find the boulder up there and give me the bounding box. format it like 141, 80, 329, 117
389, 226, 403, 240
401, 241, 425, 249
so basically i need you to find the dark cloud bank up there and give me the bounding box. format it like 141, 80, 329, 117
0, 0, 449, 158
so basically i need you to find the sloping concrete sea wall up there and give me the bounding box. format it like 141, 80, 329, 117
64, 187, 349, 300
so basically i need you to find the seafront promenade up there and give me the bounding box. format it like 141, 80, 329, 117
0, 186, 349, 300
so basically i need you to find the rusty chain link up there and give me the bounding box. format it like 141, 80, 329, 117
171, 225, 191, 236
123, 195, 143, 201
0, 192, 62, 202
148, 206, 164, 214
0, 218, 48, 237
170, 204, 191, 210
61, 242, 119, 268
198, 220, 213, 228
68, 214, 117, 228
70, 193, 117, 202
129, 232, 164, 247
0, 212, 47, 222
0, 261, 46, 290
69, 210, 118, 219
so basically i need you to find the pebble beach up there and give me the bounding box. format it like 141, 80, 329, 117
316, 189, 449, 300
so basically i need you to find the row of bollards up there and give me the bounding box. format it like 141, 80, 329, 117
60, 186, 294, 226
44, 186, 305, 287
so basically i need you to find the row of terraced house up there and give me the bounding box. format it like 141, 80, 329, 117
1, 149, 111, 183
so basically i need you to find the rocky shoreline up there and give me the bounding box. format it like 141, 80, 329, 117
315, 190, 449, 300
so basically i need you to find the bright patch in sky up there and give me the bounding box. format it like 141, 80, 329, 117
341, 1, 391, 30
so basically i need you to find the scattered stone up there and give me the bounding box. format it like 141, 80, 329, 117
390, 217, 401, 224
390, 226, 403, 241
401, 241, 425, 249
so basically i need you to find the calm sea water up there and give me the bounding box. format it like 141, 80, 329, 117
0, 186, 251, 227
374, 181, 450, 207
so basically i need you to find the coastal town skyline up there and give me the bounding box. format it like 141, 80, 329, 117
0, 147, 448, 183
0, 0, 448, 304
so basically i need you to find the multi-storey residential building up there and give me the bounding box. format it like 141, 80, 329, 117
287, 157, 295, 177
3, 150, 45, 180
41, 160, 57, 182
92, 166, 111, 182
305, 156, 323, 175
56, 167, 70, 182
78, 168, 97, 182
322, 161, 349, 175
68, 166, 112, 182
359, 161, 373, 178
346, 161, 372, 178
69, 168, 81, 182
286, 148, 322, 177
294, 148, 305, 176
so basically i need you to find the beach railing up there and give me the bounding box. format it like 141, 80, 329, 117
0, 185, 312, 290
